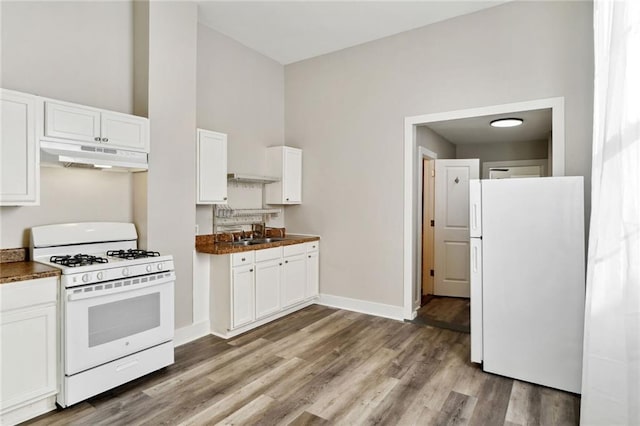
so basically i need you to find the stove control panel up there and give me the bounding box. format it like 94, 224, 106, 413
61, 257, 175, 288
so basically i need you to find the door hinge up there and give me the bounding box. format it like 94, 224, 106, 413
431, 169, 435, 177
430, 269, 434, 277
430, 219, 434, 227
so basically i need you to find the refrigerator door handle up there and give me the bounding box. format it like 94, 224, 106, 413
473, 245, 478, 273
472, 204, 479, 233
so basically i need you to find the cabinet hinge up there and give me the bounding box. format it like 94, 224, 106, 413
430, 269, 434, 277
431, 169, 435, 177
430, 220, 434, 227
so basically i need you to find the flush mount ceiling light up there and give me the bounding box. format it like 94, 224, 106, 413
490, 118, 524, 128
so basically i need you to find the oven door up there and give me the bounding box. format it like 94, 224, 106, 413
64, 272, 174, 375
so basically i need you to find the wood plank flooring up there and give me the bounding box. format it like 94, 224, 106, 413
412, 296, 471, 333
25, 305, 579, 426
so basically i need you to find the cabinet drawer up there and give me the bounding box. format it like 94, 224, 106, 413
232, 251, 254, 267
0, 277, 57, 312
283, 243, 306, 257
306, 241, 320, 253
255, 247, 283, 263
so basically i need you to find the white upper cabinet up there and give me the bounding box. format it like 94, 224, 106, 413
44, 101, 100, 144
44, 100, 149, 152
100, 111, 149, 151
265, 146, 302, 205
1, 89, 39, 206
196, 129, 228, 205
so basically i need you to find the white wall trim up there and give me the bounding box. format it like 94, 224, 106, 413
415, 147, 437, 314
317, 294, 404, 321
173, 320, 210, 347
403, 97, 566, 320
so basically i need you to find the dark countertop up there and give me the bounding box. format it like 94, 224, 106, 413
196, 234, 320, 255
0, 261, 61, 285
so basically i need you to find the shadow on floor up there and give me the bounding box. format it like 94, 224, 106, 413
407, 295, 470, 334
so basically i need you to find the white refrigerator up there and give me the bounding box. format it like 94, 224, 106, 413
469, 176, 585, 393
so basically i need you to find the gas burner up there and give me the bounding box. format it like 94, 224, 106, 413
50, 254, 109, 267
107, 249, 161, 260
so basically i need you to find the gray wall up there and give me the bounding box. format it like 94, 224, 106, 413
1, 1, 133, 113
146, 1, 198, 329
195, 24, 285, 234
456, 139, 548, 168
417, 126, 456, 159
284, 1, 593, 307
0, 1, 135, 249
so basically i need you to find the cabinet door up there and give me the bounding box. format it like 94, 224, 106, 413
101, 112, 149, 152
197, 129, 228, 204
281, 254, 306, 309
44, 101, 101, 143
231, 265, 254, 328
306, 251, 319, 299
255, 259, 281, 319
0, 305, 56, 410
283, 148, 302, 204
1, 90, 39, 205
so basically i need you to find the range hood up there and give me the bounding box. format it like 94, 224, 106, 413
40, 139, 148, 171
227, 173, 278, 184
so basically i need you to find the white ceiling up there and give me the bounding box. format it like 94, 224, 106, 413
196, 1, 509, 65
424, 109, 552, 145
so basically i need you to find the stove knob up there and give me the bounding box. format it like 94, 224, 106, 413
97, 272, 104, 280
157, 263, 164, 271
82, 273, 91, 283
146, 265, 153, 273
122, 267, 130, 277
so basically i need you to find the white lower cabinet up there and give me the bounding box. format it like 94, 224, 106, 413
0, 276, 58, 426
210, 241, 320, 338
231, 264, 255, 328
306, 251, 319, 299
281, 254, 306, 309
255, 259, 281, 319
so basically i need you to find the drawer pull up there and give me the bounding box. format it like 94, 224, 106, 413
241, 257, 246, 262
116, 359, 139, 372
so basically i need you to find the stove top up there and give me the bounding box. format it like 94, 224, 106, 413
50, 254, 109, 267
107, 249, 161, 260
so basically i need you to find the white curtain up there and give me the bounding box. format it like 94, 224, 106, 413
581, 1, 640, 425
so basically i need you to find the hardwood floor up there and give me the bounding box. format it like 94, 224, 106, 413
412, 296, 471, 333
25, 305, 579, 426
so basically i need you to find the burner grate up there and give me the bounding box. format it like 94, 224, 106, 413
107, 249, 161, 260
50, 254, 109, 267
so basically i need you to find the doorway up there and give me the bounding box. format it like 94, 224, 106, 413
403, 97, 566, 321
414, 158, 479, 332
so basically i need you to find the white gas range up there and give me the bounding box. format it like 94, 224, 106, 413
30, 222, 175, 408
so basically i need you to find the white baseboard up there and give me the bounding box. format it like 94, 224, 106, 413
173, 320, 210, 347
211, 299, 317, 339
317, 294, 404, 321
0, 395, 56, 426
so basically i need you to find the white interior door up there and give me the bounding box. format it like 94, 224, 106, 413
434, 159, 479, 297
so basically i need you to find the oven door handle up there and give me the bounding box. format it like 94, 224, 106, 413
67, 275, 174, 301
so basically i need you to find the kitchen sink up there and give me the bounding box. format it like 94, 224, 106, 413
231, 237, 285, 246
252, 237, 285, 243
